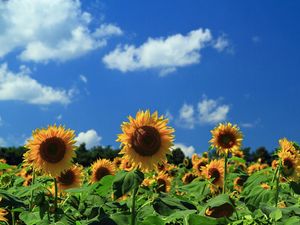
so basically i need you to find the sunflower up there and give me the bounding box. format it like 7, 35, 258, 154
191, 153, 200, 164
193, 158, 208, 177
0, 208, 8, 222
25, 125, 76, 177
204, 159, 224, 193
260, 183, 270, 190
0, 158, 6, 164
210, 123, 243, 155
182, 172, 197, 184
279, 138, 298, 156
205, 203, 234, 218
278, 151, 300, 181
117, 110, 174, 171
120, 158, 134, 171
113, 157, 122, 169
232, 149, 244, 158
23, 175, 33, 187
156, 173, 171, 193
233, 176, 247, 192
156, 161, 168, 173
91, 159, 115, 183
57, 165, 83, 191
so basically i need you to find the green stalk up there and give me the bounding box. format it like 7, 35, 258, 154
54, 177, 58, 221
130, 187, 138, 225
274, 166, 281, 207
29, 169, 36, 211
223, 153, 228, 194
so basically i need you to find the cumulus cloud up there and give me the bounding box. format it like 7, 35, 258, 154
176, 97, 230, 129
213, 35, 230, 52
103, 28, 212, 75
75, 129, 102, 149
0, 0, 122, 62
198, 98, 230, 124
172, 143, 196, 157
0, 63, 72, 105
178, 104, 196, 129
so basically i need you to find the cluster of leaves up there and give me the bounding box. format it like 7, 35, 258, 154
1, 157, 300, 225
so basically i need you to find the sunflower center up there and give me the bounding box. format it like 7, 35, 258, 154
236, 177, 244, 186
57, 170, 75, 186
95, 167, 111, 181
157, 178, 167, 192
40, 137, 66, 163
282, 158, 294, 176
131, 126, 161, 156
209, 168, 221, 184
197, 161, 207, 172
185, 174, 196, 184
218, 132, 236, 149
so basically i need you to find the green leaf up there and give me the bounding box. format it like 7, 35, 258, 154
188, 214, 218, 225
140, 215, 164, 225
153, 195, 196, 216
0, 162, 12, 170
95, 175, 114, 197
205, 194, 233, 208
19, 211, 43, 225
112, 170, 144, 199
0, 189, 25, 208
269, 208, 282, 222
290, 181, 300, 194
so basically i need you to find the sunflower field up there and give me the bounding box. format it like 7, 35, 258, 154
0, 110, 300, 225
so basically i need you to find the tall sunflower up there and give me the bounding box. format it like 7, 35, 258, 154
204, 159, 224, 193
117, 110, 174, 171
57, 165, 83, 191
91, 159, 115, 183
25, 125, 76, 177
182, 172, 197, 184
210, 123, 243, 155
278, 151, 300, 181
279, 138, 298, 156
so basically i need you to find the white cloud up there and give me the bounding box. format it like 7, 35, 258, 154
177, 104, 195, 129
213, 35, 230, 52
0, 0, 122, 62
93, 24, 123, 38
172, 143, 195, 157
79, 74, 88, 83
103, 28, 212, 75
176, 97, 230, 129
0, 63, 72, 105
198, 98, 230, 124
75, 129, 102, 149
56, 114, 63, 120
0, 137, 6, 147
164, 110, 174, 121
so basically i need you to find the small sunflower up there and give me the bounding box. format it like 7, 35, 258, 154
156, 161, 168, 173
278, 151, 300, 181
232, 149, 244, 158
279, 138, 298, 156
57, 165, 83, 191
113, 157, 122, 169
204, 159, 224, 193
0, 159, 6, 164
210, 123, 243, 155
91, 159, 115, 183
193, 158, 208, 177
0, 208, 8, 222
156, 173, 171, 193
233, 176, 247, 192
120, 158, 134, 171
25, 125, 76, 176
260, 183, 270, 190
205, 203, 234, 218
191, 153, 200, 164
182, 172, 197, 184
117, 110, 174, 171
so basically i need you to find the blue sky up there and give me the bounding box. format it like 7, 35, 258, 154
0, 0, 299, 156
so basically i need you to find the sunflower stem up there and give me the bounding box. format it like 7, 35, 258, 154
29, 169, 36, 211
131, 186, 138, 225
54, 177, 58, 221
274, 166, 281, 207
223, 153, 228, 194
